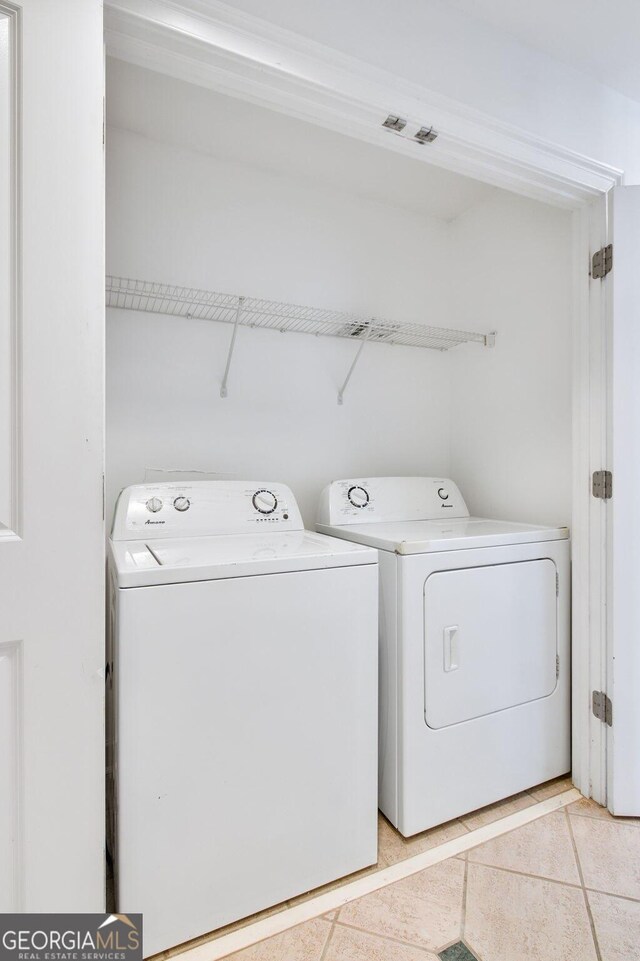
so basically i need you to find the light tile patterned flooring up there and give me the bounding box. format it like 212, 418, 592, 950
160, 776, 579, 960
210, 784, 640, 961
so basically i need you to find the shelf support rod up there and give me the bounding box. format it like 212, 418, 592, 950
220, 296, 245, 398
337, 323, 372, 405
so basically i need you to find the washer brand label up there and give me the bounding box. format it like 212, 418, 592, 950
144, 519, 165, 525
0, 914, 143, 961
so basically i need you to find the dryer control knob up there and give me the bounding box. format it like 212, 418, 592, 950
348, 486, 370, 508
437, 488, 449, 500
146, 496, 163, 513
173, 496, 191, 512
253, 489, 278, 514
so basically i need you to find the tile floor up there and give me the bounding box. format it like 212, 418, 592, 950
219, 792, 640, 961
160, 776, 574, 960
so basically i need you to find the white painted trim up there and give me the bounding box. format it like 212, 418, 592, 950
163, 790, 581, 961
604, 187, 640, 816
0, 1, 22, 541
571, 199, 609, 804
571, 204, 591, 799
589, 197, 610, 806
0, 639, 23, 911
103, 0, 622, 208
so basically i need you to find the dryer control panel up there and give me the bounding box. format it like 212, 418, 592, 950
316, 477, 470, 526
111, 481, 304, 540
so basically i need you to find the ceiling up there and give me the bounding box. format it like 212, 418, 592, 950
179, 0, 640, 106
451, 0, 640, 104
106, 59, 497, 223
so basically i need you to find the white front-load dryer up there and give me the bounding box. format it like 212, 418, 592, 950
317, 476, 570, 837
108, 481, 378, 956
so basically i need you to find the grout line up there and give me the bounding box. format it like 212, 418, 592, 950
466, 858, 584, 891
585, 886, 640, 905
317, 920, 336, 961
161, 788, 581, 961
436, 936, 466, 957
333, 919, 433, 954
463, 937, 488, 961
436, 934, 487, 961
460, 856, 469, 942
455, 817, 472, 834
568, 808, 640, 827
528, 781, 574, 803
565, 808, 603, 961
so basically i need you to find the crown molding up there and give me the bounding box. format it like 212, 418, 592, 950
104, 0, 623, 207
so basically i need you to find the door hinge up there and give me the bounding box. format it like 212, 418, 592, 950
556, 654, 560, 678
592, 470, 612, 500
592, 690, 613, 726
591, 244, 612, 279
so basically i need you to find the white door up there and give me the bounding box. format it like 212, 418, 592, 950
607, 185, 640, 815
424, 560, 558, 730
0, 1, 105, 909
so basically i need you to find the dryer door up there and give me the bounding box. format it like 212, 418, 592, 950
424, 559, 558, 729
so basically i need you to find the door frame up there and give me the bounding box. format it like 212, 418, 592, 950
103, 0, 620, 803
1, 0, 105, 910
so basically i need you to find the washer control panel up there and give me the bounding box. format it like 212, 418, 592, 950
112, 481, 303, 540
316, 477, 470, 526
252, 489, 278, 514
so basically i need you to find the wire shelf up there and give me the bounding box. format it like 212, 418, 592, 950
106, 276, 494, 351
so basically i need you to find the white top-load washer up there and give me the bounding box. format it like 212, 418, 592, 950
317, 477, 570, 837
107, 481, 378, 956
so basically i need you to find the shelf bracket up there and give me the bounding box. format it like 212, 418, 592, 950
484, 331, 497, 348
337, 324, 372, 405
220, 296, 245, 398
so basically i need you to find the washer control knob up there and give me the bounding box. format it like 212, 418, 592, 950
146, 496, 163, 513
437, 488, 449, 501
253, 489, 278, 514
348, 485, 370, 508
173, 496, 191, 512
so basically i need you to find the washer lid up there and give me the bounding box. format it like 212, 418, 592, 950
316, 516, 569, 554
110, 529, 377, 587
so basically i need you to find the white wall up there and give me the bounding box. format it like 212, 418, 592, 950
106, 126, 452, 525
107, 115, 572, 530
448, 192, 573, 526
228, 0, 640, 182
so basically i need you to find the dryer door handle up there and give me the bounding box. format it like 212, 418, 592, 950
443, 625, 459, 672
